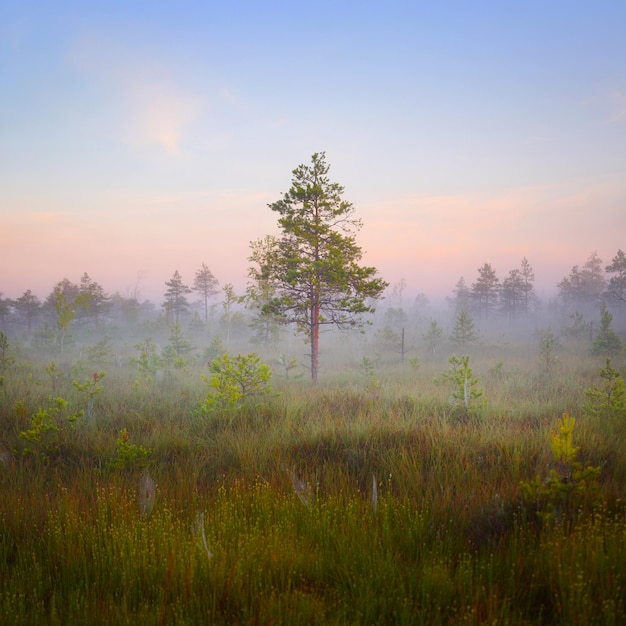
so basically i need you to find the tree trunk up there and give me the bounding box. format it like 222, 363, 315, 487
310, 302, 320, 384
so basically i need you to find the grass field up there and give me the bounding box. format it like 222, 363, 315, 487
0, 324, 625, 624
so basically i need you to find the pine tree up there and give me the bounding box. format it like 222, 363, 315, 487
450, 309, 479, 346
14, 289, 41, 335
449, 276, 471, 313
520, 257, 536, 314
260, 152, 388, 383
500, 268, 525, 321
163, 270, 192, 324
193, 263, 219, 325
220, 283, 242, 346
605, 249, 626, 317
246, 235, 283, 346
0, 294, 10, 331
471, 263, 499, 320
79, 273, 111, 327
581, 252, 606, 305
50, 282, 91, 353
591, 306, 623, 356
423, 319, 444, 356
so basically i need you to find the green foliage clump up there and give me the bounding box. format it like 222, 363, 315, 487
85, 337, 114, 364
45, 360, 64, 393
162, 322, 195, 367
19, 397, 84, 460
53, 286, 91, 353
563, 310, 590, 339
584, 359, 626, 421
423, 319, 444, 356
201, 352, 274, 414
276, 354, 301, 380
375, 325, 401, 353
591, 306, 623, 356
133, 338, 164, 378
538, 327, 561, 374
435, 354, 483, 413
72, 371, 106, 419
111, 428, 152, 471
203, 336, 226, 362
0, 331, 15, 369
408, 355, 421, 370
521, 413, 600, 526
359, 355, 381, 396
449, 309, 478, 346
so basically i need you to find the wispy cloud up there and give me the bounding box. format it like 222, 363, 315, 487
68, 32, 205, 155
0, 187, 278, 299
126, 83, 204, 155
358, 176, 625, 296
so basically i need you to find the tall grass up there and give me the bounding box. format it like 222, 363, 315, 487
0, 337, 625, 623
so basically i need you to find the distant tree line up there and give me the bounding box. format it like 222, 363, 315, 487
1, 250, 624, 347
445, 250, 626, 323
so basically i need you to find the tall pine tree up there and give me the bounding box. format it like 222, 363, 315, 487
258, 152, 388, 383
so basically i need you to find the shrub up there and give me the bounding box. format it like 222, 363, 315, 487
538, 327, 561, 374
200, 352, 275, 414
521, 413, 600, 526
434, 354, 483, 413
584, 358, 626, 421
19, 397, 84, 461
111, 428, 152, 471
591, 306, 623, 356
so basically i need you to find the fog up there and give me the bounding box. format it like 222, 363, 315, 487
1, 249, 624, 382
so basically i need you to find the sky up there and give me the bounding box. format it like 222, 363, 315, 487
2, 0, 625, 305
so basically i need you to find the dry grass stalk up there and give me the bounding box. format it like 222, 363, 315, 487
371, 473, 378, 514
0, 448, 14, 469
285, 466, 311, 509
138, 471, 156, 517
195, 512, 213, 560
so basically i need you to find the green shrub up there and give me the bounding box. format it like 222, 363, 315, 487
133, 338, 164, 378
434, 354, 483, 414
584, 358, 626, 421
201, 352, 275, 414
591, 306, 623, 356
19, 396, 83, 461
521, 413, 600, 526
111, 428, 152, 471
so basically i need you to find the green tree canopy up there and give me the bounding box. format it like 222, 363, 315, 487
471, 263, 499, 320
450, 309, 479, 346
14, 289, 41, 335
558, 252, 606, 313
591, 306, 623, 356
51, 282, 91, 353
79, 272, 111, 327
256, 152, 388, 382
605, 249, 626, 310
163, 270, 192, 324
246, 235, 284, 347
193, 262, 219, 325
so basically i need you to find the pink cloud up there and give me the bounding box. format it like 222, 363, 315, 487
358, 177, 625, 299
2, 175, 623, 304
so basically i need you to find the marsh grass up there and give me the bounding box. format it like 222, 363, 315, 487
0, 340, 625, 623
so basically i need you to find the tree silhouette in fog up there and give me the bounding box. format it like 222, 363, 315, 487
163, 270, 191, 325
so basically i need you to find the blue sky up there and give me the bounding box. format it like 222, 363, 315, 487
2, 1, 625, 303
